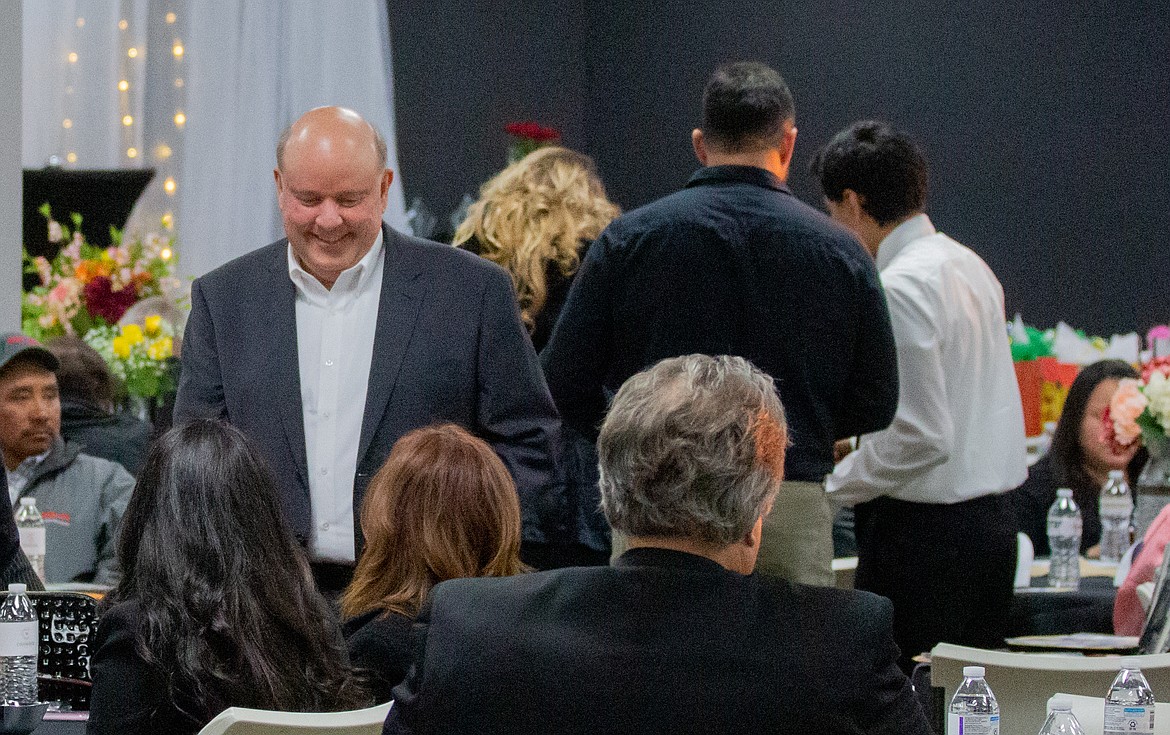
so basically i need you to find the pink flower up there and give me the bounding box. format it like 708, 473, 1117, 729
47, 221, 63, 243
33, 257, 52, 286
1110, 378, 1149, 446
48, 278, 80, 306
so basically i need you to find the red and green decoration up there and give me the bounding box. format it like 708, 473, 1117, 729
505, 121, 561, 163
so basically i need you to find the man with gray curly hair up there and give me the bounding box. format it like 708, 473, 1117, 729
384, 354, 931, 735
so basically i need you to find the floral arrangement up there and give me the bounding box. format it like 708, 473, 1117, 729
1106, 357, 1170, 451
83, 317, 175, 401
504, 121, 562, 163
22, 204, 179, 341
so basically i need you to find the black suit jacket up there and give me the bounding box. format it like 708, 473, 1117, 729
174, 225, 561, 546
384, 548, 932, 735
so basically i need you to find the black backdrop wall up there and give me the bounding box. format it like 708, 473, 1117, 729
388, 1, 1169, 336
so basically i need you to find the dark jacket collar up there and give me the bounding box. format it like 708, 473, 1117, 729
685, 165, 791, 195
613, 546, 738, 575
24, 437, 81, 489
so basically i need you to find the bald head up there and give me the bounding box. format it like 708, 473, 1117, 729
276, 106, 388, 172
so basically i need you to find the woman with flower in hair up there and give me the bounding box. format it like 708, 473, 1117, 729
454, 146, 620, 351
1008, 359, 1147, 557
340, 424, 527, 702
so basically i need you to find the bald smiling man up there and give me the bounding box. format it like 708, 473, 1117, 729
174, 107, 560, 594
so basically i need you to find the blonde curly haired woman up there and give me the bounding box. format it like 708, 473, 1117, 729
454, 146, 619, 351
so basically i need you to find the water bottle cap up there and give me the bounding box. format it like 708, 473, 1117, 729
1121, 657, 1144, 671
1108, 470, 1125, 480
1048, 695, 1073, 711
962, 666, 985, 678
6, 583, 26, 594
18, 498, 34, 506
1057, 488, 1074, 498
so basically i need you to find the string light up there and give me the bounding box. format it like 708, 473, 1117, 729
67, 52, 78, 63
62, 119, 72, 129
165, 12, 177, 24
65, 86, 74, 95
127, 47, 139, 58
160, 245, 173, 258
172, 43, 184, 58
118, 19, 128, 30
118, 79, 129, 92
66, 152, 77, 164
154, 144, 173, 159
173, 111, 186, 128
163, 178, 176, 195
127, 148, 138, 159
122, 115, 134, 126
76, 17, 85, 28
173, 78, 184, 88
161, 214, 174, 230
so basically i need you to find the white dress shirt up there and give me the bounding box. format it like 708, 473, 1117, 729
288, 232, 383, 562
6, 450, 50, 504
826, 214, 1027, 506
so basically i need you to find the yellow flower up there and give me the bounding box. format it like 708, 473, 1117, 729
144, 315, 162, 336
121, 323, 144, 345
112, 335, 132, 359
147, 336, 173, 360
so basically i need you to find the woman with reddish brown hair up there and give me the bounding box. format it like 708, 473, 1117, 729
340, 423, 527, 701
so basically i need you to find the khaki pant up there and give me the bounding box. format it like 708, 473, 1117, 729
610, 479, 835, 587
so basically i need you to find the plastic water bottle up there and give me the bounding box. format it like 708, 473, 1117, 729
1047, 488, 1082, 588
1038, 695, 1084, 734
1099, 470, 1134, 564
1104, 659, 1155, 734
947, 665, 1000, 735
0, 583, 39, 704
14, 498, 45, 583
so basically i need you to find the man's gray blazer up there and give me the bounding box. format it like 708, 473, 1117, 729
173, 224, 561, 550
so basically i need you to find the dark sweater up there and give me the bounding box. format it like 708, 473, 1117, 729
344, 609, 414, 704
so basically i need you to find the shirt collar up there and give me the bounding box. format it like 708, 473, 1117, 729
287, 228, 385, 299
685, 165, 791, 195
875, 213, 936, 271
6, 448, 51, 498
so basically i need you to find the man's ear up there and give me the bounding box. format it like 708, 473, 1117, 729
692, 129, 709, 166
273, 168, 282, 192
779, 124, 798, 167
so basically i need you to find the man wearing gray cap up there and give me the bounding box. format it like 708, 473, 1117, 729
0, 333, 134, 585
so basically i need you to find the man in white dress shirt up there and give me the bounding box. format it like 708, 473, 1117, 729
174, 107, 560, 595
813, 121, 1027, 670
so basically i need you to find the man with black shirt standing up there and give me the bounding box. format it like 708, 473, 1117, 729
541, 62, 898, 585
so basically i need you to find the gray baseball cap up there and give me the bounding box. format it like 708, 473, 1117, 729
0, 333, 60, 373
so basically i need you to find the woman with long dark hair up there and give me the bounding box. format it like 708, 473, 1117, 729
88, 420, 369, 734
341, 424, 527, 701
1009, 359, 1147, 556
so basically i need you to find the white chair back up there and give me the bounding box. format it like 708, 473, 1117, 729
930, 643, 1170, 735
1115, 542, 1139, 587
196, 701, 392, 735
1014, 532, 1034, 589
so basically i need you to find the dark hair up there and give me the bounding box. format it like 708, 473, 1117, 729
810, 120, 928, 226
340, 424, 526, 619
110, 420, 368, 726
701, 62, 794, 153
1049, 360, 1144, 505
45, 336, 115, 408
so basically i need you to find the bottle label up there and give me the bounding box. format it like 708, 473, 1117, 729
1105, 704, 1154, 732
947, 713, 999, 735
0, 621, 38, 657
1100, 496, 1135, 516
1048, 517, 1083, 536
17, 527, 45, 557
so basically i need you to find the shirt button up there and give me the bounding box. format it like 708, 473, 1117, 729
320, 467, 328, 475
323, 411, 331, 418
321, 522, 330, 531
324, 359, 334, 367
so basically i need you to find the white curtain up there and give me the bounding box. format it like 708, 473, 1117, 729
22, 0, 407, 280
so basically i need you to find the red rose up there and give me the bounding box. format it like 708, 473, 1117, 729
84, 276, 138, 324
